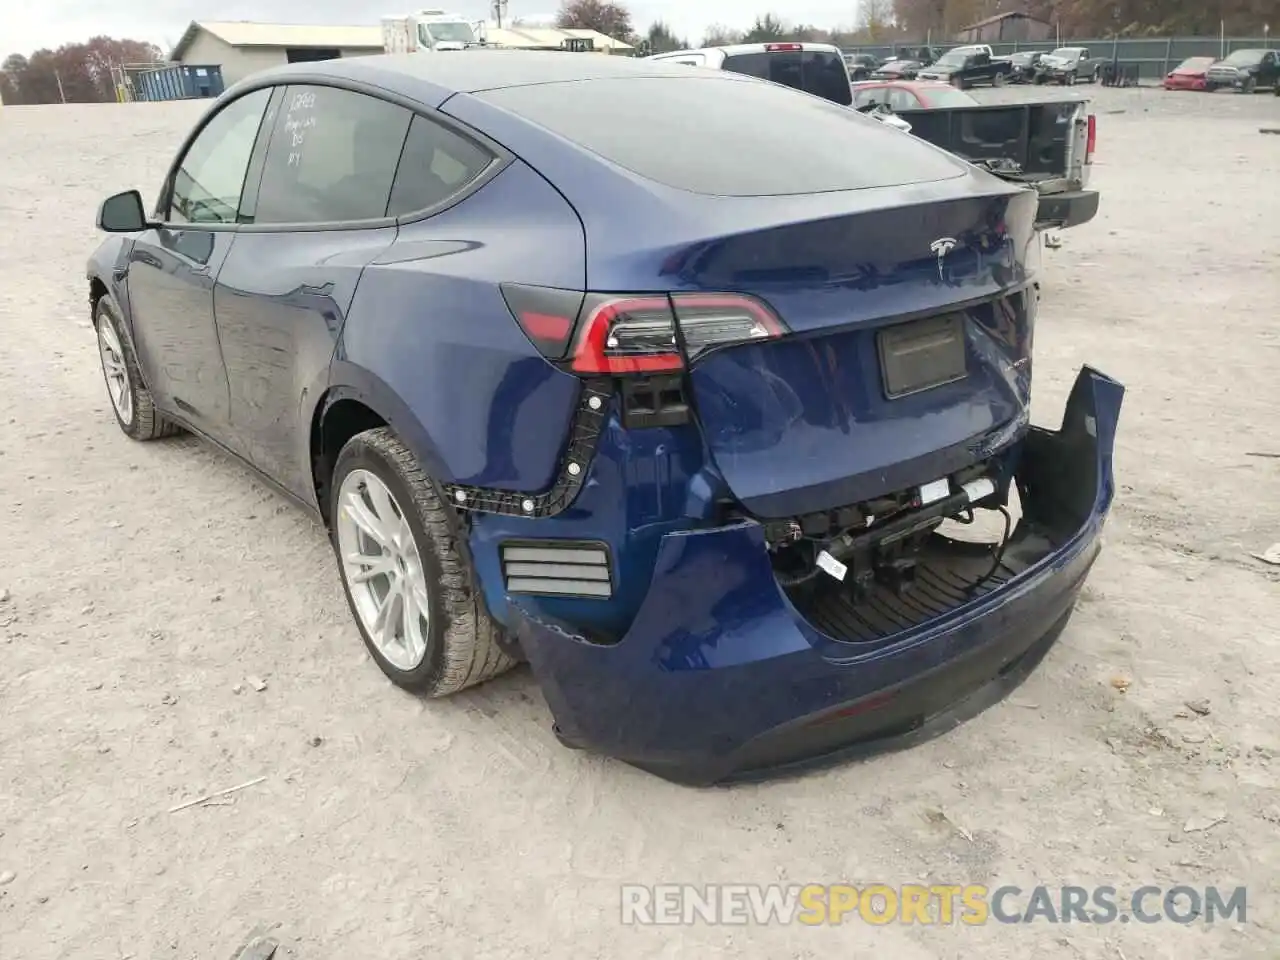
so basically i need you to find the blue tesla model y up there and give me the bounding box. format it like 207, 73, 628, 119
87, 51, 1123, 785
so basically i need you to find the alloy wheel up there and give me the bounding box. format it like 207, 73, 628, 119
97, 318, 134, 426
336, 468, 431, 671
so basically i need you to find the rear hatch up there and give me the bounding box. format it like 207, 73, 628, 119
464, 73, 1040, 518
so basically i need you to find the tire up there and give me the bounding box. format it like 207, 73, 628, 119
330, 426, 515, 697
992, 71, 1006, 87
93, 294, 180, 441
1091, 66, 1101, 83
1241, 76, 1256, 94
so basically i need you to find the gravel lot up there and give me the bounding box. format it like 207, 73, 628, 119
1, 83, 1278, 960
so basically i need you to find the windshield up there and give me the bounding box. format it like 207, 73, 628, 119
476, 76, 963, 196
1176, 57, 1213, 70
935, 51, 968, 67
422, 21, 476, 44
1048, 48, 1082, 60
1222, 49, 1264, 65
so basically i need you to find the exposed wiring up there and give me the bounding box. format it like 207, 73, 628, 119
967, 505, 1013, 595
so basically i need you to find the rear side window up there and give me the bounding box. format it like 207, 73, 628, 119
720, 50, 852, 106
253, 85, 412, 224
477, 77, 963, 197
387, 114, 493, 217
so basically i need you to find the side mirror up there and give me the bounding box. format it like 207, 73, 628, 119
97, 190, 153, 233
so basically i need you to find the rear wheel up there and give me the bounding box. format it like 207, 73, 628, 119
992, 71, 1006, 87
94, 294, 180, 441
330, 427, 515, 696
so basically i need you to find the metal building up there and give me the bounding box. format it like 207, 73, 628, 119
167, 20, 635, 90
168, 21, 385, 88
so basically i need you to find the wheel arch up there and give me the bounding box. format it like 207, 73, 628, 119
310, 362, 452, 527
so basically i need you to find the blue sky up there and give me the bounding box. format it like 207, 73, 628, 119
7, 1, 869, 57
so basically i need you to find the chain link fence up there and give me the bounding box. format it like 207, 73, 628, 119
842, 36, 1275, 82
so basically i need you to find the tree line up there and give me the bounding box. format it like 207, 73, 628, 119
557, 0, 1274, 53
1, 37, 162, 105
4, 2, 1270, 105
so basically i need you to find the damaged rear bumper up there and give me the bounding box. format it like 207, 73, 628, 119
510, 366, 1124, 786
1037, 190, 1099, 230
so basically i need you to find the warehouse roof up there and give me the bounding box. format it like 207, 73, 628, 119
170, 20, 631, 61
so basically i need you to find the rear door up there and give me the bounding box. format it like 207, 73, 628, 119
720, 47, 853, 105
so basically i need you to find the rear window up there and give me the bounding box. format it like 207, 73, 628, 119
475, 76, 963, 197
720, 50, 852, 106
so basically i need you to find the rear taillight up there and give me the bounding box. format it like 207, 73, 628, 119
570, 293, 786, 375
1085, 114, 1096, 164
502, 285, 787, 375
500, 283, 585, 359
764, 43, 803, 52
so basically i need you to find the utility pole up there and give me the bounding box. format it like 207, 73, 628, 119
54, 68, 66, 103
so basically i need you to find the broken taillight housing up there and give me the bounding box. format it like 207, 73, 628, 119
501, 285, 788, 375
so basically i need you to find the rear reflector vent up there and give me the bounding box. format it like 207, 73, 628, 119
501, 541, 613, 598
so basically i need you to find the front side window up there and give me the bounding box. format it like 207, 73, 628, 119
252, 85, 412, 225
168, 87, 272, 225
387, 115, 493, 217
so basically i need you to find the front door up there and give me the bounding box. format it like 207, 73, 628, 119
125, 86, 274, 440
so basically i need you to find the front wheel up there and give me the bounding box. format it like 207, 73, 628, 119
1241, 76, 1256, 94
330, 427, 515, 696
94, 295, 180, 441
1065, 73, 1076, 86
992, 71, 1006, 87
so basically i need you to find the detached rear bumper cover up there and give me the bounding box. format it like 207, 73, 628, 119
1037, 190, 1099, 230
511, 366, 1123, 786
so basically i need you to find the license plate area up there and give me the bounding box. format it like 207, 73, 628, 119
877, 313, 968, 399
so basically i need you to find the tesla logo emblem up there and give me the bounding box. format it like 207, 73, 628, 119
930, 237, 956, 281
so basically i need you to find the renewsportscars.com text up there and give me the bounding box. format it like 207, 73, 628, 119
620, 883, 1247, 926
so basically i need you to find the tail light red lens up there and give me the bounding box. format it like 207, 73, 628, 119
1085, 114, 1096, 164
765, 43, 803, 52
500, 283, 586, 359
571, 292, 787, 375
502, 285, 787, 374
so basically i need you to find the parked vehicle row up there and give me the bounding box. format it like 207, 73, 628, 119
1165, 49, 1280, 92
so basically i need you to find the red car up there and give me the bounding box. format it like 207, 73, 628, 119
850, 79, 979, 111
1163, 56, 1214, 91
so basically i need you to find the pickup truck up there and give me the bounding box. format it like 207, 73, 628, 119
887, 99, 1099, 230
917, 49, 1014, 88
1034, 47, 1109, 84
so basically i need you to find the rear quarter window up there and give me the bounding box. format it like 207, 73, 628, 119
474, 76, 964, 197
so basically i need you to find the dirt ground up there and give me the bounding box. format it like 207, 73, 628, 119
0, 83, 1277, 960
